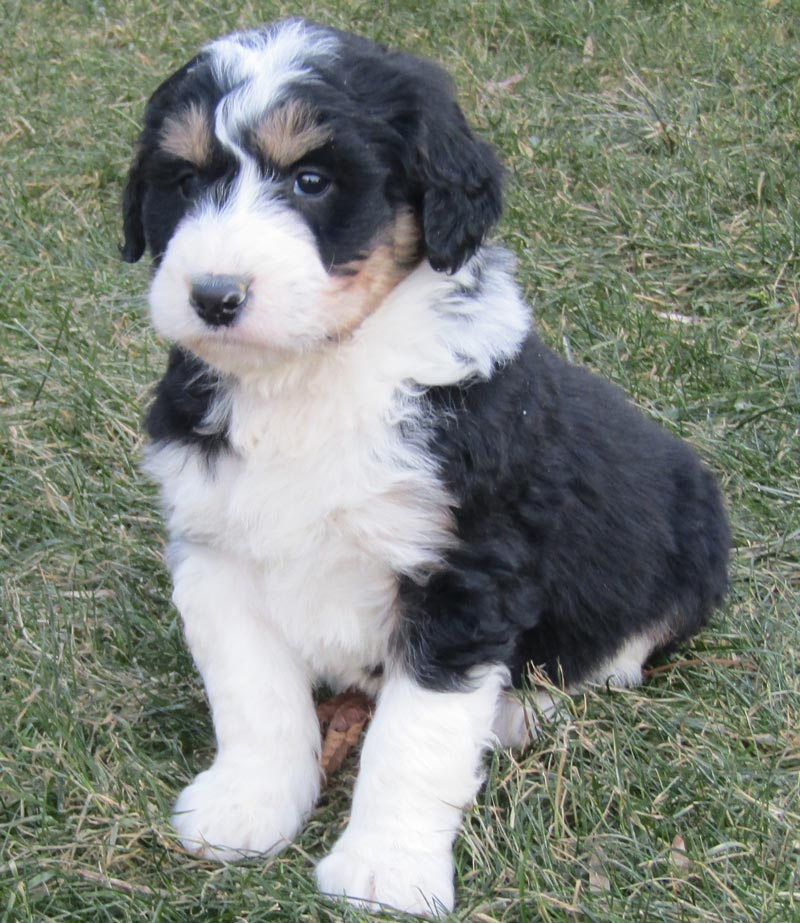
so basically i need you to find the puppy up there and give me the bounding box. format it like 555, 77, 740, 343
122, 19, 729, 916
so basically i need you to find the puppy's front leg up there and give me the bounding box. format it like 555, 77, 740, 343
316, 666, 507, 917
169, 544, 320, 861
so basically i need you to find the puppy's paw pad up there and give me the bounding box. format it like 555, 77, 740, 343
172, 760, 315, 861
316, 841, 454, 917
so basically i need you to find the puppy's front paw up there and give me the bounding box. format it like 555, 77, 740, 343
316, 837, 455, 917
172, 755, 318, 861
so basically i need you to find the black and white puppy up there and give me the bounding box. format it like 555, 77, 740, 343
122, 19, 730, 916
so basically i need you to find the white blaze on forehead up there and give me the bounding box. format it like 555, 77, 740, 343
205, 20, 339, 154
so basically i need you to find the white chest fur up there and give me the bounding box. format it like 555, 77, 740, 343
147, 355, 452, 690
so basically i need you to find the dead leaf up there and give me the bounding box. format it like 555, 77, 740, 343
484, 71, 527, 94
583, 35, 594, 64
316, 690, 374, 781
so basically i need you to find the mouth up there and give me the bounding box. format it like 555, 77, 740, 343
183, 313, 322, 364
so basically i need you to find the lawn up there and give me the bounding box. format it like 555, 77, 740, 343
2, 1, 798, 921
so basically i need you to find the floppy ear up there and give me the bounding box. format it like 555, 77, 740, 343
120, 54, 204, 264
409, 66, 504, 273
121, 145, 147, 263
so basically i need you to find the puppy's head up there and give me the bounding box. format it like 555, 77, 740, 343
122, 20, 503, 370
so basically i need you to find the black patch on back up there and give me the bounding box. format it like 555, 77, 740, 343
397, 334, 730, 691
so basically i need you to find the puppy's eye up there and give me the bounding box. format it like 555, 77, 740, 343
293, 171, 330, 197
179, 172, 201, 201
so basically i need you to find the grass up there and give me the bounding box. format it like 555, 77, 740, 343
1, 0, 798, 920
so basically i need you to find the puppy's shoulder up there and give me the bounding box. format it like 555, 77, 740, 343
422, 331, 709, 494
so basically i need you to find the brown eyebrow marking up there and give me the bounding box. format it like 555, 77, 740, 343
254, 100, 332, 167
159, 103, 212, 166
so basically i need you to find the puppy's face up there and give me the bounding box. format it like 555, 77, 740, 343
122, 21, 503, 372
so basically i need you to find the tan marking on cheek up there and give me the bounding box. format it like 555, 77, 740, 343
255, 101, 331, 168
159, 103, 212, 166
388, 208, 424, 271
324, 209, 423, 337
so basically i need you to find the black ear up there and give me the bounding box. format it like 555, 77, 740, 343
121, 145, 146, 263
409, 65, 504, 273
120, 54, 204, 264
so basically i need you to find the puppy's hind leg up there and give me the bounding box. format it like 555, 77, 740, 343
491, 630, 664, 751
580, 625, 673, 690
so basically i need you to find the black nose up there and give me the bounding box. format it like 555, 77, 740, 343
189, 274, 249, 327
